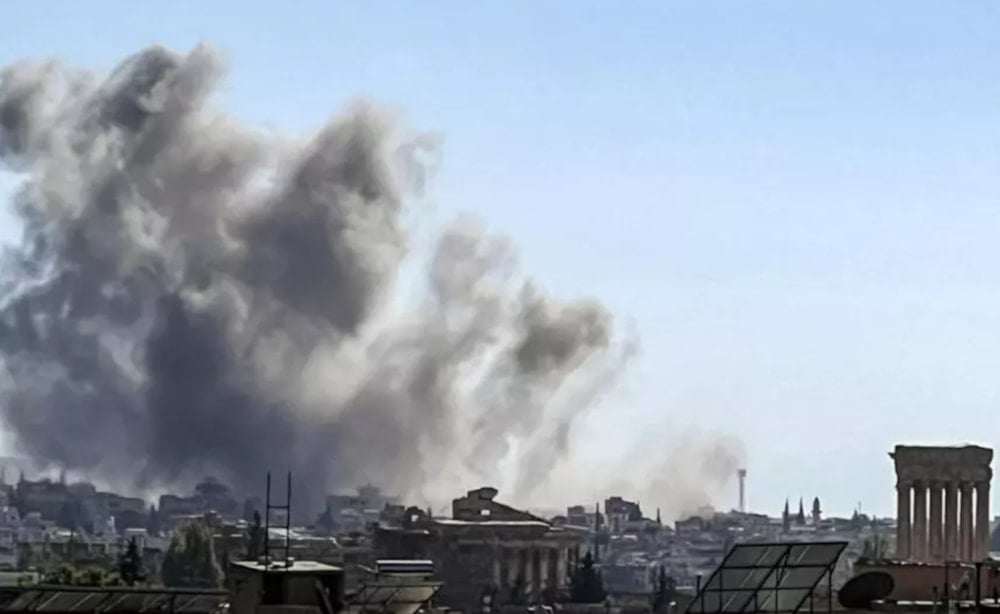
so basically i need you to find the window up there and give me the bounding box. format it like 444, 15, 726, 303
481, 509, 491, 517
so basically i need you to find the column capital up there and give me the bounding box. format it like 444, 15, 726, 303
960, 481, 975, 493
897, 479, 913, 490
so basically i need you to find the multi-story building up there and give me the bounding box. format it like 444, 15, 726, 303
375, 486, 590, 611
605, 497, 643, 534
158, 477, 240, 525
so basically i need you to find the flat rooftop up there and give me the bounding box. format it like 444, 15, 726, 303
230, 560, 342, 574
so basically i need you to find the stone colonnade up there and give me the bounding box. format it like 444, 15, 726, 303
490, 543, 575, 600
892, 445, 994, 563
895, 479, 990, 561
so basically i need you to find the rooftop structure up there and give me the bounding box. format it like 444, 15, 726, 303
376, 487, 589, 611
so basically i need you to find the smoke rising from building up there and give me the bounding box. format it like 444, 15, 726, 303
0, 45, 640, 511
0, 45, 753, 519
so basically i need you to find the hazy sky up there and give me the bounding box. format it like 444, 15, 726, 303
4, 1, 1000, 519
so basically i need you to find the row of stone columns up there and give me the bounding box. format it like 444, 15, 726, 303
492, 546, 574, 599
897, 479, 991, 562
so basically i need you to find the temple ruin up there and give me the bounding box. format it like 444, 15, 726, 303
374, 487, 588, 611
891, 444, 993, 562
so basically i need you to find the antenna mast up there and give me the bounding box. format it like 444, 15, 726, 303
262, 471, 293, 568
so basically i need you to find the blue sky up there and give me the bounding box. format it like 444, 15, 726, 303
4, 1, 1000, 518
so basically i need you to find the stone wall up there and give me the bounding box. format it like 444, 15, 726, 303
853, 561, 1000, 603
375, 521, 587, 612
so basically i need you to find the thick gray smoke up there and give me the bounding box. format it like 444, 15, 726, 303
0, 45, 632, 512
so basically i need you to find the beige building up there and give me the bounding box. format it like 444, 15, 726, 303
375, 487, 590, 612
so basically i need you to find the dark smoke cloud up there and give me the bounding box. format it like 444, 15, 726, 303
0, 45, 633, 512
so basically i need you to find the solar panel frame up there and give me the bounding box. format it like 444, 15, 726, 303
346, 579, 442, 614
685, 541, 847, 614
0, 586, 228, 614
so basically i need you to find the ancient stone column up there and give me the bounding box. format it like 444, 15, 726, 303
508, 549, 521, 590
524, 549, 534, 600
897, 479, 911, 560
556, 548, 568, 589
538, 548, 552, 595
976, 480, 991, 561
493, 550, 502, 586
961, 481, 974, 561
945, 481, 959, 561
913, 481, 928, 560
929, 481, 943, 561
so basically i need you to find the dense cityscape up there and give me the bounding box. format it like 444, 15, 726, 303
0, 444, 994, 614
0, 457, 897, 603
3, 6, 1000, 614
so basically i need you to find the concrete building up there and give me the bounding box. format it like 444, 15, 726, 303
159, 477, 240, 524
326, 485, 398, 516
605, 497, 642, 534
374, 487, 589, 611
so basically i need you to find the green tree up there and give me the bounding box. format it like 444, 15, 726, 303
161, 523, 223, 588
858, 534, 890, 563
246, 511, 264, 560
118, 537, 146, 586
43, 564, 76, 586
44, 564, 111, 587
73, 567, 107, 587
652, 567, 677, 613
569, 551, 606, 604
316, 506, 335, 535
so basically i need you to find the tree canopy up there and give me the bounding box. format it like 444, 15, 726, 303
161, 522, 223, 588
569, 551, 606, 604
118, 536, 147, 586
42, 564, 119, 587
857, 534, 890, 563
652, 567, 678, 613
246, 511, 264, 560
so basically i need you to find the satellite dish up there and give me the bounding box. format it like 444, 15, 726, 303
838, 571, 895, 609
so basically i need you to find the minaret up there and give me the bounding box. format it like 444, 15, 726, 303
811, 497, 822, 526
737, 469, 747, 513
782, 499, 790, 533
656, 507, 662, 526
796, 497, 806, 525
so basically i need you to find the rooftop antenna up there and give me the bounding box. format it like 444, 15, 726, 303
737, 468, 747, 513
263, 471, 293, 569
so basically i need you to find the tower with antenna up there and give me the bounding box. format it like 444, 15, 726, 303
262, 471, 292, 569
737, 468, 747, 513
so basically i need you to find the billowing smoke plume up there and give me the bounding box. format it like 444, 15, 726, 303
0, 45, 635, 512
533, 429, 747, 522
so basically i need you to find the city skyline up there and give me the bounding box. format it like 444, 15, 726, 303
5, 2, 1000, 519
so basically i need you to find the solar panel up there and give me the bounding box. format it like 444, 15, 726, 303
686, 541, 847, 614
0, 586, 228, 614
346, 580, 442, 614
